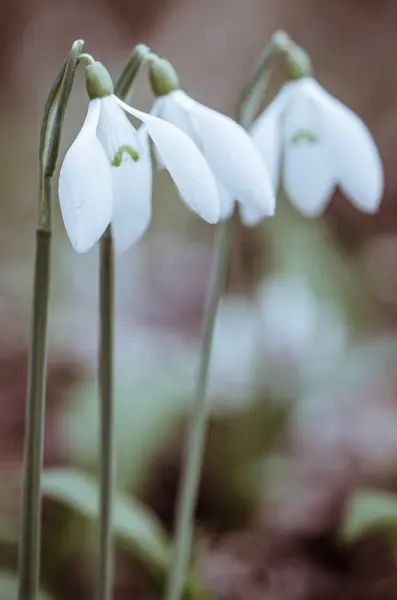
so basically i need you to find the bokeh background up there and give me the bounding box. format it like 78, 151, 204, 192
2, 0, 397, 598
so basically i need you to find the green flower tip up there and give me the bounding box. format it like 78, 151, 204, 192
112, 145, 139, 166
135, 44, 151, 60
85, 61, 114, 99
271, 30, 292, 52
149, 57, 180, 97
285, 42, 313, 80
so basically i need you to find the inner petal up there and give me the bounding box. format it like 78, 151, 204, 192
97, 96, 141, 164
283, 92, 322, 147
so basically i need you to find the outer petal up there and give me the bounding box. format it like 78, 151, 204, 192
150, 96, 195, 171
58, 99, 113, 253
151, 95, 194, 136
249, 85, 292, 191
282, 88, 336, 216
239, 203, 267, 227
218, 185, 235, 221
149, 99, 166, 170
283, 144, 335, 216
169, 91, 275, 216
314, 83, 384, 213
111, 126, 153, 253
116, 96, 220, 223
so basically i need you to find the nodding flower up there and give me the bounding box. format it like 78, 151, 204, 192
58, 60, 220, 253
149, 57, 276, 224
249, 76, 384, 222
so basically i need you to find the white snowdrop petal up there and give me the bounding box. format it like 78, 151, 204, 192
250, 85, 292, 191
283, 140, 335, 216
171, 91, 275, 216
149, 99, 166, 170
218, 184, 235, 221
151, 95, 197, 171
116, 96, 220, 223
58, 100, 113, 253
97, 95, 140, 163
282, 88, 336, 216
319, 90, 384, 213
152, 94, 195, 136
111, 126, 153, 253
239, 202, 267, 227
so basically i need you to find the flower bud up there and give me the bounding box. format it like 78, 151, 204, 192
85, 61, 114, 99
149, 57, 180, 97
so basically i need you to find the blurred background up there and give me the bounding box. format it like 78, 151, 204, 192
2, 0, 397, 598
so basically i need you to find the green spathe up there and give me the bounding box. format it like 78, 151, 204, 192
86, 61, 114, 99
149, 58, 180, 97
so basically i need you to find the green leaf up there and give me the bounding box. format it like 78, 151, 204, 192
62, 369, 194, 493
41, 469, 168, 575
341, 488, 397, 542
41, 470, 212, 600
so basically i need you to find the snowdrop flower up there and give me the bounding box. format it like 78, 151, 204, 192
59, 60, 220, 253
250, 77, 384, 219
148, 58, 276, 222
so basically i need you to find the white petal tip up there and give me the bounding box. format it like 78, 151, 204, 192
200, 207, 220, 225
290, 202, 327, 218
71, 239, 97, 254
352, 195, 383, 215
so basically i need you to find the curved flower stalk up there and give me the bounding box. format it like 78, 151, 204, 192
58, 63, 220, 254
249, 76, 384, 220
149, 60, 276, 222
19, 39, 85, 600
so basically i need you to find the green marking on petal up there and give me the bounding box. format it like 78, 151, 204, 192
112, 145, 140, 167
290, 130, 318, 145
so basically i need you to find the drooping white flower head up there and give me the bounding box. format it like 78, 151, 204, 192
149, 63, 276, 223
58, 61, 220, 254
250, 77, 384, 219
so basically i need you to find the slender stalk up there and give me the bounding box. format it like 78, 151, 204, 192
164, 219, 232, 600
115, 44, 151, 100
18, 40, 83, 600
164, 31, 290, 600
238, 30, 289, 130
18, 217, 51, 600
98, 227, 115, 600
96, 46, 149, 600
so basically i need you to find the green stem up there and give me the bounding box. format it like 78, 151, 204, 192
115, 44, 151, 100
18, 40, 83, 600
98, 227, 115, 600
18, 223, 51, 600
238, 29, 289, 130
96, 45, 150, 600
164, 31, 289, 600
164, 219, 232, 600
